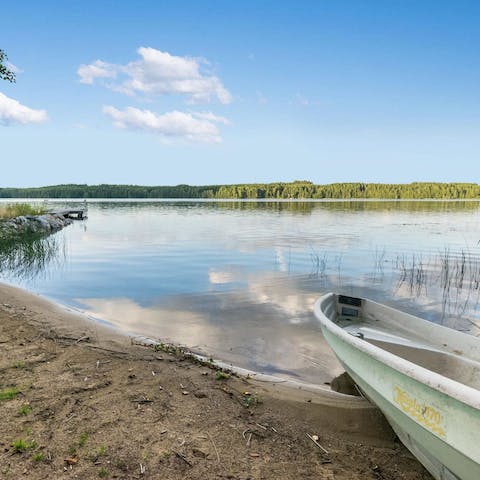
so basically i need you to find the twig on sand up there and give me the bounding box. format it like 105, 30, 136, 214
130, 398, 153, 404
65, 413, 76, 422
305, 433, 329, 455
173, 450, 192, 466
75, 335, 89, 344
242, 429, 253, 447
86, 345, 128, 355
207, 432, 220, 464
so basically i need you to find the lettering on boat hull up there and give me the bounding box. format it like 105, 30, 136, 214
393, 385, 447, 438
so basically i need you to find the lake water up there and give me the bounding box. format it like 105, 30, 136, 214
2, 199, 480, 385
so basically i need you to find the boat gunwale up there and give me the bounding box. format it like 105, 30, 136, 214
313, 293, 480, 411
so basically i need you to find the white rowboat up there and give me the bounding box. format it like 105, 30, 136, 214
314, 293, 480, 480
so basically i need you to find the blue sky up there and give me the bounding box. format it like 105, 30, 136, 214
1, 1, 479, 187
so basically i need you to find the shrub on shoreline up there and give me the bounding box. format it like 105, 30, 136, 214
0, 203, 47, 220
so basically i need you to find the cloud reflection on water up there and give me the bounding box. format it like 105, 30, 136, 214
76, 272, 343, 384
5, 200, 480, 385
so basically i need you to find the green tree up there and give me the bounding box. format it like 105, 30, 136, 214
0, 49, 16, 83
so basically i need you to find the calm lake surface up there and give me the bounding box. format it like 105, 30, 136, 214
2, 199, 480, 385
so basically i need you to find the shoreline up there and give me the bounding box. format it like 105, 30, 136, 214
3, 197, 480, 203
0, 282, 431, 479
0, 282, 377, 405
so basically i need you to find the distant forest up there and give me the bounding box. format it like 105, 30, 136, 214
1, 182, 480, 199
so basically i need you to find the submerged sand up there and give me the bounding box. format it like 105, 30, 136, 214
0, 283, 431, 479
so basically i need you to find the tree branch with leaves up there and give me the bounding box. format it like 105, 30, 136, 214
0, 49, 16, 83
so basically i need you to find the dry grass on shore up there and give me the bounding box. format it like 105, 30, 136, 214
0, 203, 47, 220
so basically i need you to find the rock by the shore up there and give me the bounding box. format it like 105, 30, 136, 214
0, 213, 73, 238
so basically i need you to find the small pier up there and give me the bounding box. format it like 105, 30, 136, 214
55, 209, 87, 220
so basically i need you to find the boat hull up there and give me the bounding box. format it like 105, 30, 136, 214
315, 295, 480, 480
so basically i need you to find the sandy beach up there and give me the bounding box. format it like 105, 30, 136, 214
0, 283, 431, 479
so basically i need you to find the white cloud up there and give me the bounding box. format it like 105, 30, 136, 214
103, 105, 227, 143
0, 92, 48, 126
77, 59, 117, 85
79, 47, 231, 104
193, 111, 230, 125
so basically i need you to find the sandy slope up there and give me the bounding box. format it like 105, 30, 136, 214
0, 283, 431, 479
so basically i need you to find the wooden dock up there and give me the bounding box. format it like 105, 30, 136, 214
55, 209, 87, 220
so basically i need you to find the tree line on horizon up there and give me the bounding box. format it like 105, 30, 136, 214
1, 182, 480, 199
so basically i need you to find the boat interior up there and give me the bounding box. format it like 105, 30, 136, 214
326, 295, 480, 391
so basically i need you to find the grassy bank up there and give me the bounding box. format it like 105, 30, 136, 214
0, 203, 46, 220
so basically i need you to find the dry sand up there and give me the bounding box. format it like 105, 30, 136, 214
0, 283, 431, 479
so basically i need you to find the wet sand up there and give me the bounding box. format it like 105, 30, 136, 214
0, 283, 431, 479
